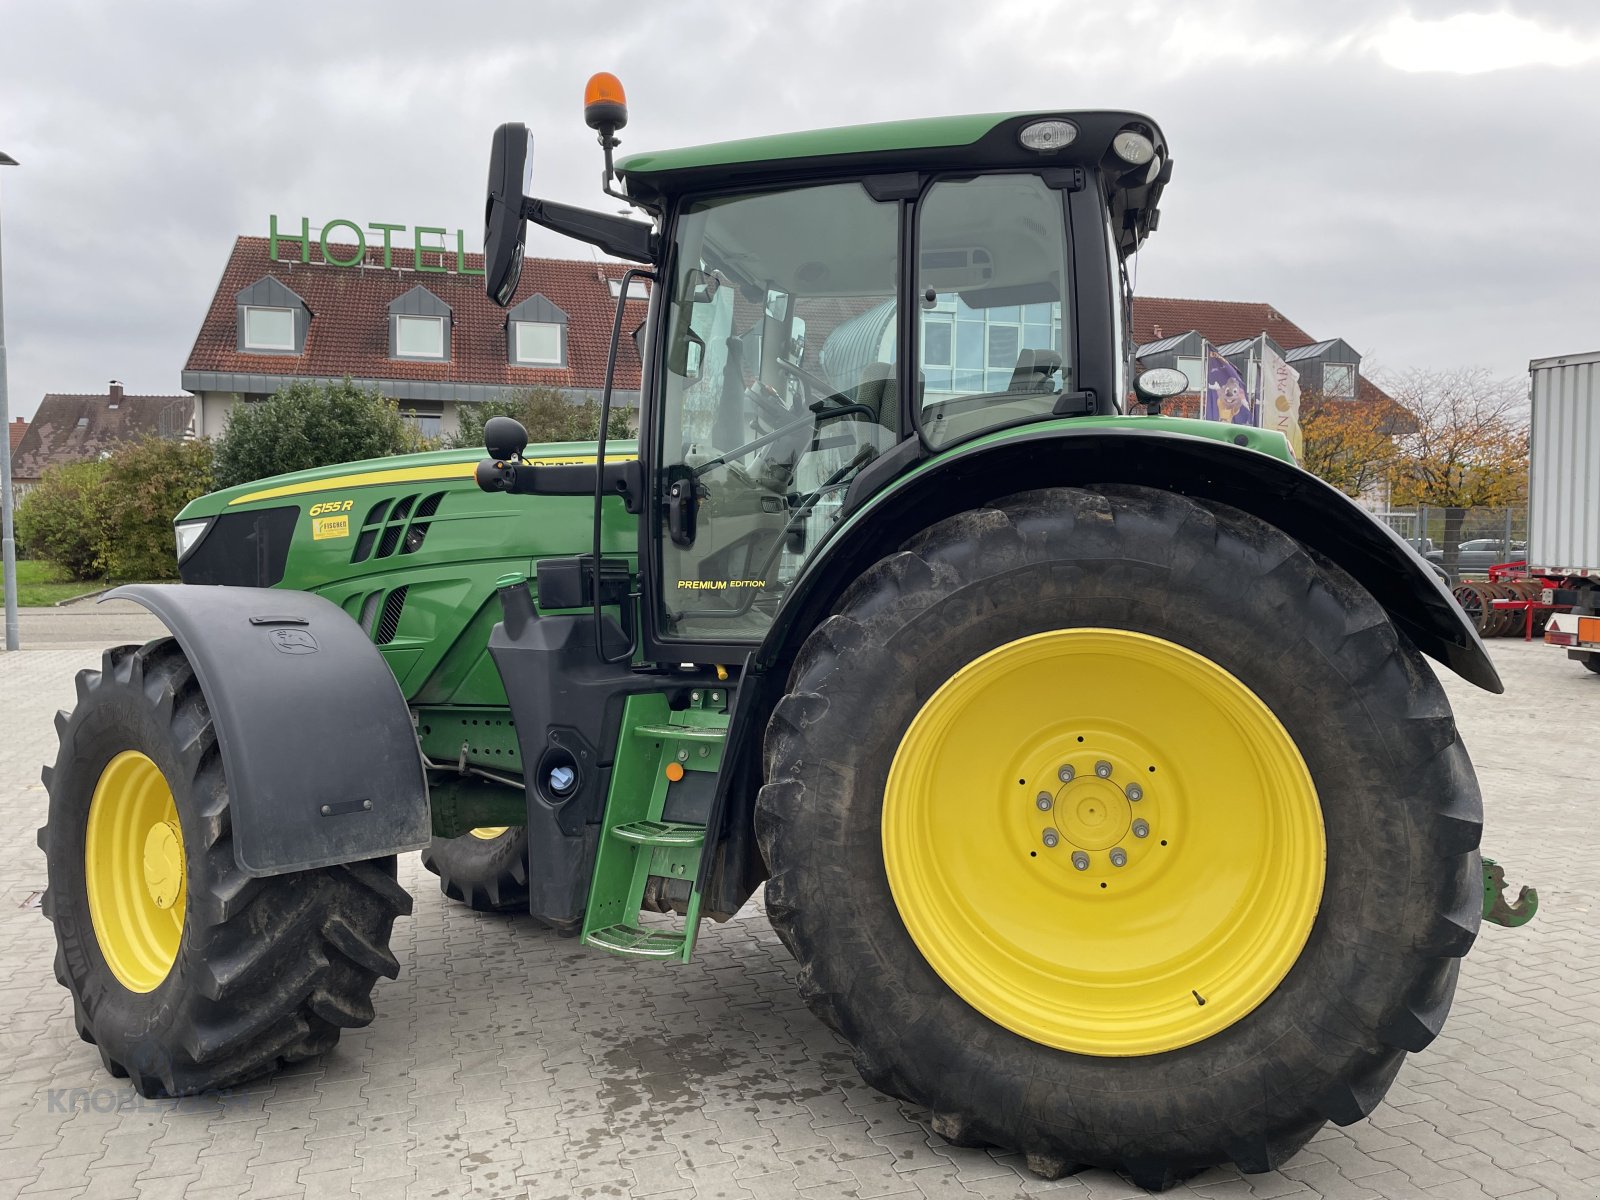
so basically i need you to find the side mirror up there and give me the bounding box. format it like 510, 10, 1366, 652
484, 416, 530, 462
1134, 367, 1190, 408
484, 123, 534, 307
669, 329, 705, 381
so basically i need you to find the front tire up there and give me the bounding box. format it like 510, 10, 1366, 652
757, 486, 1482, 1189
420, 827, 530, 912
39, 640, 412, 1097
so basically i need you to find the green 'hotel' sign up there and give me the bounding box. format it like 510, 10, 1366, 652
269, 216, 485, 276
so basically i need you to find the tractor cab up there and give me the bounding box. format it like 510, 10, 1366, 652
479, 85, 1172, 660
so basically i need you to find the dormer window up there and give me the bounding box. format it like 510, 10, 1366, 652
235, 277, 309, 355
504, 293, 569, 367
389, 286, 451, 362
1323, 362, 1356, 399
513, 321, 562, 365
244, 306, 297, 351
396, 315, 446, 359
607, 277, 651, 300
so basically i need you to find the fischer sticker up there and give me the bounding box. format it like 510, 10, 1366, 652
312, 515, 351, 541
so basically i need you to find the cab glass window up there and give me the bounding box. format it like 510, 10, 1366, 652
915, 175, 1072, 448
657, 182, 899, 642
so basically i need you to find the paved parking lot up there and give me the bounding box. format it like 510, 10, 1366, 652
2, 622, 1597, 1199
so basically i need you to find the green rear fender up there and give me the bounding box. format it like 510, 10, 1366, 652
756, 424, 1502, 694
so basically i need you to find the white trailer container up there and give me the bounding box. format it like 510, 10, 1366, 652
1530, 350, 1600, 672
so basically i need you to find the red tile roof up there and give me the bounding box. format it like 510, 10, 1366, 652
185, 237, 648, 393
12, 393, 193, 481
1130, 297, 1318, 351
8, 418, 25, 456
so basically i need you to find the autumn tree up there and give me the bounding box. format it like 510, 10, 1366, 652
1385, 367, 1529, 580
1299, 389, 1402, 500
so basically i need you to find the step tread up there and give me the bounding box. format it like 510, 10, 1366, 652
632, 723, 726, 743
585, 924, 689, 959
611, 820, 706, 847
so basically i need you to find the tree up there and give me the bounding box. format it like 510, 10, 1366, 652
212, 378, 428, 489
99, 436, 216, 580
15, 460, 112, 581
1386, 367, 1529, 580
1298, 390, 1401, 500
447, 387, 633, 451
15, 438, 217, 583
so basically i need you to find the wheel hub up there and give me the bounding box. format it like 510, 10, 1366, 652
1034, 750, 1164, 880
142, 820, 185, 910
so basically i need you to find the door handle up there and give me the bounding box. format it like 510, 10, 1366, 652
667, 474, 697, 547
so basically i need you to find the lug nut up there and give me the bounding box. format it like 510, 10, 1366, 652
1057, 764, 1075, 782
1042, 829, 1060, 848
1109, 847, 1128, 867
1035, 792, 1054, 811
1071, 851, 1090, 871
1132, 819, 1150, 839
1095, 760, 1113, 778
1125, 783, 1143, 801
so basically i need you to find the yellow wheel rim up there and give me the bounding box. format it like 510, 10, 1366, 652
882, 629, 1324, 1056
468, 827, 510, 840
84, 751, 187, 993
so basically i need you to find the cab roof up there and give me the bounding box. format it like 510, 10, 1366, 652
614, 110, 1170, 256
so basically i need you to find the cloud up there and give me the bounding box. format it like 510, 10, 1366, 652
1, 0, 1597, 422
1371, 10, 1600, 73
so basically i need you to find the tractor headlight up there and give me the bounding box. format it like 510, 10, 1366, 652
174, 518, 211, 564
1019, 120, 1078, 153
1112, 129, 1156, 165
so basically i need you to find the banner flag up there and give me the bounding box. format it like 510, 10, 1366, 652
1261, 341, 1303, 459
1202, 346, 1253, 425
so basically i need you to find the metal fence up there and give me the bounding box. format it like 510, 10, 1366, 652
1377, 506, 1529, 579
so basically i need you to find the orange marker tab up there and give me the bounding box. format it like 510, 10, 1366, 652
665, 761, 685, 782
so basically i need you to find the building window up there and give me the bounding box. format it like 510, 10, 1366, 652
607, 277, 651, 300
1323, 362, 1356, 398
396, 315, 445, 359
513, 321, 563, 365
243, 306, 296, 351
922, 320, 952, 368
401, 411, 441, 439
1175, 356, 1204, 392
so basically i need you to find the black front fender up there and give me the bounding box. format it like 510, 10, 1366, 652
106, 584, 432, 876
757, 427, 1502, 694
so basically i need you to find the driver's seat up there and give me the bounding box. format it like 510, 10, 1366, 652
854, 362, 896, 422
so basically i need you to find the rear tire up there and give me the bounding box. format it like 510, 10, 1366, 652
1583, 655, 1600, 675
420, 827, 530, 912
757, 486, 1482, 1189
39, 639, 412, 1097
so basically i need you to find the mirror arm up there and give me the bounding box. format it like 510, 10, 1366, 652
476, 460, 642, 514
521, 197, 656, 263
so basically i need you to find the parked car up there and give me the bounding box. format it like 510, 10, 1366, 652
1425, 539, 1527, 572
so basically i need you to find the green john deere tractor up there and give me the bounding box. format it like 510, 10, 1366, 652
40, 81, 1535, 1190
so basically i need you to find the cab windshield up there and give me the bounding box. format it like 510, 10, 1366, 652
656, 174, 1073, 642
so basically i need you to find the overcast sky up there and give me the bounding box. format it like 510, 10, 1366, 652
2, 0, 1598, 419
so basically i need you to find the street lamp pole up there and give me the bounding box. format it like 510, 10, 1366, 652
0, 150, 19, 651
